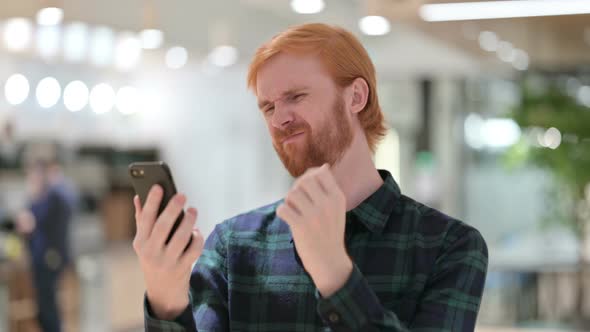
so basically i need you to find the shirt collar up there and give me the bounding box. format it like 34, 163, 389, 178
285, 169, 401, 242
347, 169, 400, 235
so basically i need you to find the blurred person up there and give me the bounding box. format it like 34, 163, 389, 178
0, 119, 23, 169
15, 158, 75, 332
134, 23, 488, 331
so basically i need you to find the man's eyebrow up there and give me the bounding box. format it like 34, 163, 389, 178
257, 87, 308, 109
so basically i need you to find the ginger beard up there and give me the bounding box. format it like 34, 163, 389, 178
272, 94, 354, 178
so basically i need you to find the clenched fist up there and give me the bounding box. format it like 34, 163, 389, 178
276, 164, 353, 297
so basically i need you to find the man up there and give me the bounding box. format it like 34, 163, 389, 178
16, 157, 75, 332
135, 23, 488, 331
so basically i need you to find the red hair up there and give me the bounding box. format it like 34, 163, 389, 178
247, 23, 387, 153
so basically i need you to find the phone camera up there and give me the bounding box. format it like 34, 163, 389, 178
131, 168, 144, 178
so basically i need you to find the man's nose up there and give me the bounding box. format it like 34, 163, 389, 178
271, 105, 294, 129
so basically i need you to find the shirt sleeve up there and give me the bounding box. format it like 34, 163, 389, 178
144, 294, 196, 332
143, 222, 230, 332
316, 226, 488, 332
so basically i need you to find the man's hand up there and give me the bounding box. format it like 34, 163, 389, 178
276, 164, 353, 297
133, 185, 205, 320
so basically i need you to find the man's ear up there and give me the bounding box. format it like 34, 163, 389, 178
349, 77, 369, 115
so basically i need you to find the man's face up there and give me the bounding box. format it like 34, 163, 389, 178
256, 53, 354, 177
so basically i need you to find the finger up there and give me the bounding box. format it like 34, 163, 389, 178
317, 164, 340, 195
299, 176, 327, 204
137, 187, 163, 241
276, 202, 300, 225
180, 229, 205, 266
142, 185, 164, 224
165, 207, 197, 260
134, 195, 149, 241
287, 188, 313, 217
151, 194, 187, 247
133, 195, 142, 215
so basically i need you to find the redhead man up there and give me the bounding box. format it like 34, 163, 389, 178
134, 23, 488, 331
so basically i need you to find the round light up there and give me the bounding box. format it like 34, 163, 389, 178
36, 25, 61, 59
36, 77, 61, 108
165, 46, 188, 69
64, 22, 89, 62
63, 81, 89, 112
116, 86, 140, 115
290, 0, 325, 14
208, 45, 238, 67
359, 16, 391, 36
115, 32, 142, 71
36, 7, 64, 26
89, 83, 115, 114
578, 86, 590, 107
497, 41, 515, 62
482, 118, 521, 148
4, 74, 30, 105
3, 18, 33, 51
464, 113, 485, 149
478, 31, 498, 52
89, 26, 114, 67
512, 49, 529, 71
543, 127, 562, 150
139, 29, 164, 49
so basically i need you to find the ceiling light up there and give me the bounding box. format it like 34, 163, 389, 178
89, 26, 114, 67
63, 80, 89, 112
3, 18, 33, 51
90, 83, 115, 114
115, 31, 142, 71
165, 46, 188, 69
64, 22, 89, 62
290, 0, 325, 14
36, 7, 63, 26
139, 29, 164, 49
420, 0, 590, 22
36, 77, 61, 108
359, 16, 391, 36
36, 25, 61, 59
4, 73, 30, 105
208, 45, 238, 67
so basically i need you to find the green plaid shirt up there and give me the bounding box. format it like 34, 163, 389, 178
145, 170, 488, 331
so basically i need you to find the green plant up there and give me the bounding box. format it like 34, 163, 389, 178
505, 75, 590, 326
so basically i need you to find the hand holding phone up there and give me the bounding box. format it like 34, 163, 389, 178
129, 161, 205, 320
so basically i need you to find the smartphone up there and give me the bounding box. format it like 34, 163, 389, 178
128, 161, 191, 248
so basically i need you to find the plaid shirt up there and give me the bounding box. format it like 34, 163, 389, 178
145, 170, 488, 331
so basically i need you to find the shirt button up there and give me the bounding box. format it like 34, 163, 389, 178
328, 312, 340, 323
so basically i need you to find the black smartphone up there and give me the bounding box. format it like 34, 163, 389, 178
128, 161, 191, 247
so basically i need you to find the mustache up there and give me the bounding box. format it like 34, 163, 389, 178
273, 122, 308, 142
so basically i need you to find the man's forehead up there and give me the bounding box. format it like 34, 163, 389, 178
255, 53, 327, 98
257, 81, 308, 101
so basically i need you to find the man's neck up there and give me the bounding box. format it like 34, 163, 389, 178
331, 133, 383, 211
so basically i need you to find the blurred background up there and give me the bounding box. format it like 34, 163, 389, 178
0, 0, 589, 331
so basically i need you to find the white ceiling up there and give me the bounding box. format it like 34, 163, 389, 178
0, 0, 485, 77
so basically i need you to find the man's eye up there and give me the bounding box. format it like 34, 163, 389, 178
293, 94, 306, 101
265, 106, 275, 114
